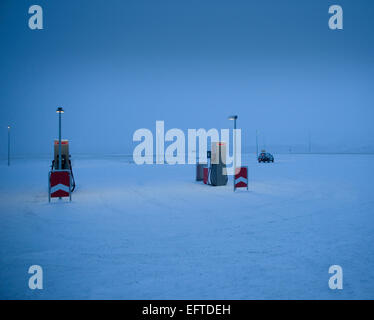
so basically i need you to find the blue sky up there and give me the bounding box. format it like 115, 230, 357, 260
0, 0, 373, 155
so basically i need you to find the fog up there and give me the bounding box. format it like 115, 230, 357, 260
1, 0, 373, 156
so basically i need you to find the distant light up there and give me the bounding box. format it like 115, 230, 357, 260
228, 115, 238, 120
7, 125, 10, 129
56, 107, 64, 113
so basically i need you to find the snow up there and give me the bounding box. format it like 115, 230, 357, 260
0, 154, 373, 299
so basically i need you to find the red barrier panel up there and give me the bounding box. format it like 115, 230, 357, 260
235, 166, 248, 190
203, 167, 209, 185
49, 170, 71, 201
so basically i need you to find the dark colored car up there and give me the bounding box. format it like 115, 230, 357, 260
258, 152, 274, 163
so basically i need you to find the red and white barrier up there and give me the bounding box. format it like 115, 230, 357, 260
48, 170, 72, 202
203, 167, 209, 185
234, 166, 248, 191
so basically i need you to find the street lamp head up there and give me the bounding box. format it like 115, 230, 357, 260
7, 125, 10, 129
228, 115, 238, 120
56, 107, 64, 113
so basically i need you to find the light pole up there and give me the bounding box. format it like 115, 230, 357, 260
228, 115, 238, 191
256, 129, 259, 158
56, 107, 64, 170
7, 125, 10, 166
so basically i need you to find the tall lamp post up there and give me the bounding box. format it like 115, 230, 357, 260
7, 125, 10, 166
56, 107, 64, 170
228, 115, 238, 191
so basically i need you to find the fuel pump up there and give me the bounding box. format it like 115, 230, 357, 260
209, 142, 228, 186
51, 139, 76, 192
48, 107, 75, 201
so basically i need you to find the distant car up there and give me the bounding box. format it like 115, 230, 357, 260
258, 152, 274, 163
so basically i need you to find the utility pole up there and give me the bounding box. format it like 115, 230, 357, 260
263, 134, 266, 151
7, 125, 10, 166
56, 107, 64, 169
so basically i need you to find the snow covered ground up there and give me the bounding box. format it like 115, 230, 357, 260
0, 154, 373, 299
